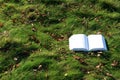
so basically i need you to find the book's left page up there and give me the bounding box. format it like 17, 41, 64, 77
69, 34, 89, 51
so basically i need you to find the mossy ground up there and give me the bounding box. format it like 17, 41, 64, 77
0, 0, 120, 80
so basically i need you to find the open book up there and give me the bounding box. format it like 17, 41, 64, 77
69, 34, 107, 51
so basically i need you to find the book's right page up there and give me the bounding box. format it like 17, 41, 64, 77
88, 34, 107, 51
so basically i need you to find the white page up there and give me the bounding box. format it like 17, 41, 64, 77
88, 35, 107, 51
69, 34, 89, 51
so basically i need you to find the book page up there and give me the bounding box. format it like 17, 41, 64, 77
69, 34, 89, 51
88, 35, 107, 51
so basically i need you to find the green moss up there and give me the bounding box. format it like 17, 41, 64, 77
0, 0, 120, 80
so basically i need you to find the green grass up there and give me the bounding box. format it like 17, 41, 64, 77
0, 0, 120, 80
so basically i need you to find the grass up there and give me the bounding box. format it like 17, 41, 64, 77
0, 0, 120, 80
